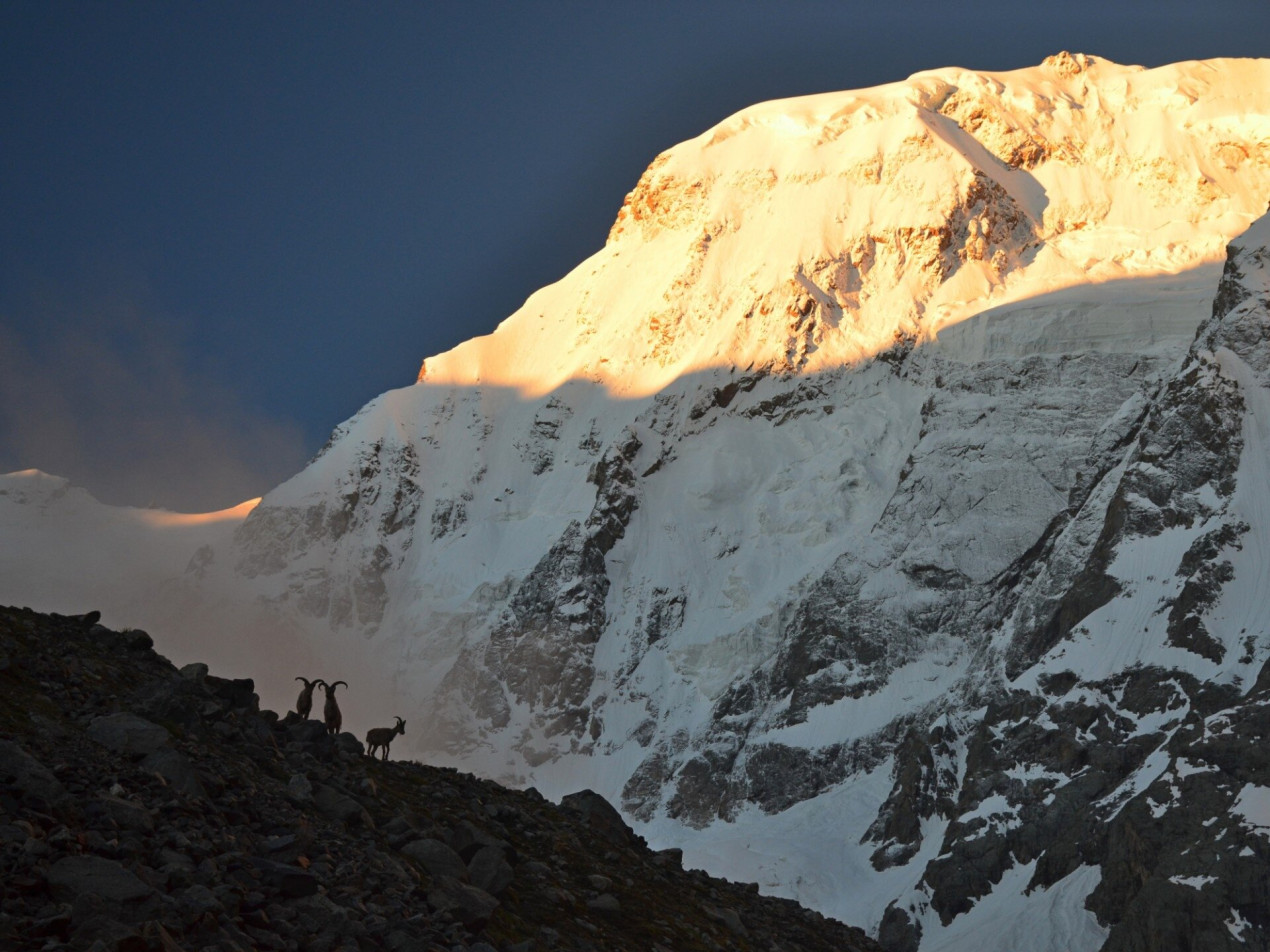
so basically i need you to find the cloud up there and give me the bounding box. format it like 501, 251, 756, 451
0, 279, 310, 512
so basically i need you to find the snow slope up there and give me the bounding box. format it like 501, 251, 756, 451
6, 54, 1270, 951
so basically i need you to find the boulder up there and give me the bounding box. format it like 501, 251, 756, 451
88, 796, 154, 832
0, 740, 68, 806
560, 789, 640, 847
284, 719, 331, 752
176, 883, 223, 917
87, 713, 170, 756
467, 846, 514, 896
426, 876, 499, 928
705, 905, 748, 937
401, 838, 467, 881
287, 773, 313, 803
250, 857, 319, 898
587, 893, 621, 915
46, 855, 154, 903
314, 784, 373, 829
449, 819, 512, 862
334, 731, 365, 756
140, 747, 207, 798
120, 628, 153, 651
204, 675, 257, 713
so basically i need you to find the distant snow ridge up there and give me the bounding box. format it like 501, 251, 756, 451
7, 54, 1270, 952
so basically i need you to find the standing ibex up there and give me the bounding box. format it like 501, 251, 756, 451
294, 676, 320, 720
320, 680, 347, 735
365, 717, 406, 761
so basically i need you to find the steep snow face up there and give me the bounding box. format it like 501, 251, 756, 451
217, 56, 1270, 950
222, 57, 1270, 950
226, 53, 1270, 758
879, 209, 1270, 952
419, 53, 1270, 398
636, 210, 1270, 952
7, 54, 1270, 952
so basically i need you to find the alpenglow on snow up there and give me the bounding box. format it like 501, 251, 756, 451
5, 53, 1270, 952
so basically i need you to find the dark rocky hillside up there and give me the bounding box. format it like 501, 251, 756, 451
0, 605, 879, 952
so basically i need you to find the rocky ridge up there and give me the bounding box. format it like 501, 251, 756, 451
0, 605, 878, 952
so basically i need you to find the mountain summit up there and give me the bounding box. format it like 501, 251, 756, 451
418, 53, 1268, 395
5, 55, 1270, 952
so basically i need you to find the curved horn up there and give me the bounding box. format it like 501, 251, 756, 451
329, 680, 348, 691
394, 716, 404, 727
295, 676, 312, 687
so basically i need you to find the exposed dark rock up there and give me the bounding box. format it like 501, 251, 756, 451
139, 747, 207, 798
0, 739, 68, 806
744, 741, 869, 814
427, 876, 500, 928
865, 718, 960, 870
877, 903, 922, 952
437, 428, 648, 758
666, 746, 742, 826
467, 845, 514, 896
401, 837, 468, 880
560, 789, 643, 848
0, 604, 881, 952
45, 855, 155, 903
232, 439, 419, 631
86, 713, 171, 757
1210, 242, 1252, 323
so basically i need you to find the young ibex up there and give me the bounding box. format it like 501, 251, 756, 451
294, 676, 320, 720
320, 680, 347, 735
365, 717, 406, 761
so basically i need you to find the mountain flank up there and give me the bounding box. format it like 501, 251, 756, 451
0, 605, 878, 952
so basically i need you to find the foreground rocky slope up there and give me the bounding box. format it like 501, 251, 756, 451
0, 606, 877, 952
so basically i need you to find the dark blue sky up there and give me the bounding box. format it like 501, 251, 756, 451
2, 1, 1267, 510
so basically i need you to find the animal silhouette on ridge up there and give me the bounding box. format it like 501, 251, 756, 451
320, 680, 347, 735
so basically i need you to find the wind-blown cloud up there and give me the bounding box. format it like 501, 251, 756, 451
0, 282, 310, 512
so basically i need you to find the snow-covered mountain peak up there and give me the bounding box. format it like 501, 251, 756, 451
419, 57, 1270, 405
0, 468, 73, 500
9, 56, 1270, 952
1039, 50, 1103, 76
